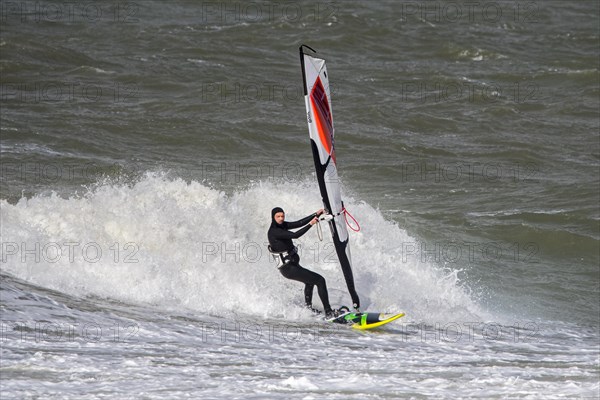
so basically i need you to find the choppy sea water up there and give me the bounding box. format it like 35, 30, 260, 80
1, 1, 599, 398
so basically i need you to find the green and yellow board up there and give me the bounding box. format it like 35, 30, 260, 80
329, 311, 405, 330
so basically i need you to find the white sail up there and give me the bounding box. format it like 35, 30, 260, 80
299, 45, 360, 309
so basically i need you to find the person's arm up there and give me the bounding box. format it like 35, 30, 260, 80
287, 209, 323, 229
270, 224, 312, 240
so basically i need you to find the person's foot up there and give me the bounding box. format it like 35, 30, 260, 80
306, 305, 322, 315
325, 308, 346, 319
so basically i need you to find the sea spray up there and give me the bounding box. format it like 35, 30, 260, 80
1, 173, 484, 324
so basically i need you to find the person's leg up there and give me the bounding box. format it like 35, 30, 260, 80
279, 263, 332, 313
304, 284, 315, 308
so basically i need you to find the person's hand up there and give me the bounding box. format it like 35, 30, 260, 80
309, 217, 319, 225
316, 208, 324, 216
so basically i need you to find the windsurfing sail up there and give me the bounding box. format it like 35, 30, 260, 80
299, 45, 360, 309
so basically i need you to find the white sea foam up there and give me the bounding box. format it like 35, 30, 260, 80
1, 173, 484, 324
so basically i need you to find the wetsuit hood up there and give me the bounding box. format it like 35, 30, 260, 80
271, 207, 284, 219
271, 207, 286, 228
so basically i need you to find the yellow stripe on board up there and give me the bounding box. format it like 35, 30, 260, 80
352, 313, 405, 330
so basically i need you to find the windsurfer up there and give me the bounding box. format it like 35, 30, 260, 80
267, 207, 338, 317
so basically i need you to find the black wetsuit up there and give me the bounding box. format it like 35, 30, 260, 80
267, 210, 332, 314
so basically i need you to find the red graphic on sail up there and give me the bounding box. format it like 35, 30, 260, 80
309, 77, 336, 165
